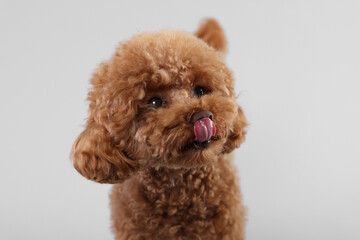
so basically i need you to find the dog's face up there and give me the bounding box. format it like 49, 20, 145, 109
72, 19, 247, 183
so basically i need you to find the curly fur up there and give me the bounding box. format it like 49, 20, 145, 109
72, 18, 247, 239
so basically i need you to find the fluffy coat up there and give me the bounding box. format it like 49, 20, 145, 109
72, 19, 247, 239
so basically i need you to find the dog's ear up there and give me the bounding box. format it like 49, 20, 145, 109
72, 122, 137, 183
71, 62, 138, 183
195, 18, 227, 53
223, 106, 247, 153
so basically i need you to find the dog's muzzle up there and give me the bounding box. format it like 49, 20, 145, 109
191, 111, 216, 143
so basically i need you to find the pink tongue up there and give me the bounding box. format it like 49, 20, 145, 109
194, 118, 216, 143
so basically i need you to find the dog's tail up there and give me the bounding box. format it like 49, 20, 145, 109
195, 18, 227, 54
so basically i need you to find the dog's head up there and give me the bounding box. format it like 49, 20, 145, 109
71, 19, 247, 183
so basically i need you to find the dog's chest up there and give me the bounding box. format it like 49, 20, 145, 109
141, 166, 223, 218
110, 163, 242, 239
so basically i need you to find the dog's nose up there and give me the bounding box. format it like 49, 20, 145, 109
190, 110, 214, 124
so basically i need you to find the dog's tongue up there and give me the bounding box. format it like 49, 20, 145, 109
194, 118, 216, 143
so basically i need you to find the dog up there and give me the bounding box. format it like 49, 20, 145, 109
72, 18, 247, 240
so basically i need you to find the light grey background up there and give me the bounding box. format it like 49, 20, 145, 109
1, 0, 359, 239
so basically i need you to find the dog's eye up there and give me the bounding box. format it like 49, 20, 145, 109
148, 97, 163, 108
194, 86, 205, 97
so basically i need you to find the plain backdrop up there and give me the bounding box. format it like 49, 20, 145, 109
1, 0, 359, 239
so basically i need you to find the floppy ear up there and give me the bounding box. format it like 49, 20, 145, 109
195, 18, 227, 53
71, 62, 138, 183
223, 106, 247, 153
72, 121, 137, 183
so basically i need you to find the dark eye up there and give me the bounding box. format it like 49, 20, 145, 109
194, 86, 205, 97
148, 97, 163, 108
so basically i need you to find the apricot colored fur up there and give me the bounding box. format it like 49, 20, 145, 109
72, 19, 248, 239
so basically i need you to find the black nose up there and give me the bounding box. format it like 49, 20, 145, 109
190, 110, 214, 124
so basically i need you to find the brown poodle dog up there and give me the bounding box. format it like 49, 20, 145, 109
72, 19, 247, 240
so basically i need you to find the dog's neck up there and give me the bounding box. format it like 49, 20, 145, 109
136, 162, 222, 204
